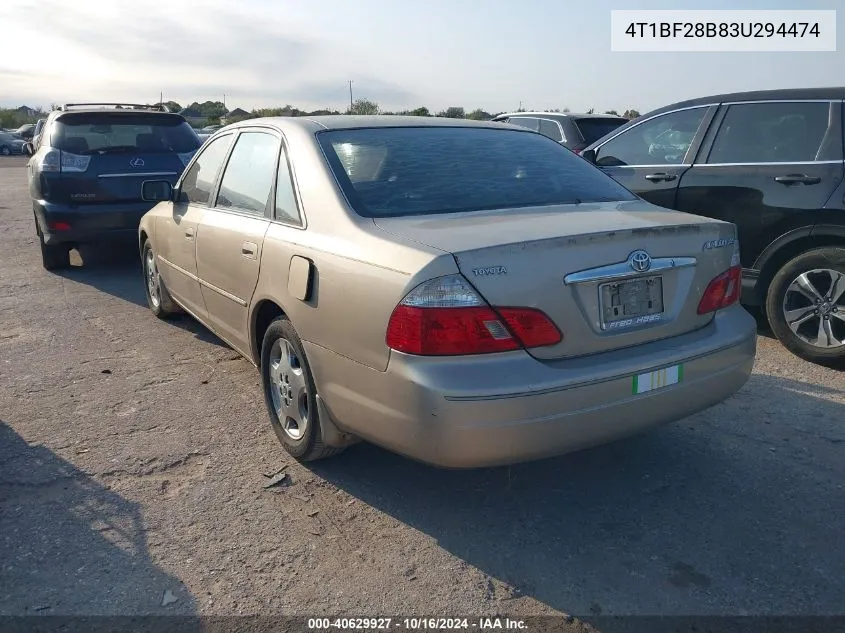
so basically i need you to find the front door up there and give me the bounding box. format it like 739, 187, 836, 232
592, 106, 715, 210
195, 130, 278, 352
157, 132, 234, 320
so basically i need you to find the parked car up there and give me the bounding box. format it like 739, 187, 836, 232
491, 112, 628, 153
25, 102, 202, 270
137, 116, 756, 468
0, 131, 26, 155
581, 87, 845, 366
15, 123, 36, 140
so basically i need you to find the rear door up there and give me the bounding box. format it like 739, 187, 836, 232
158, 132, 235, 320
48, 112, 201, 206
195, 129, 277, 352
591, 106, 716, 210
674, 100, 844, 268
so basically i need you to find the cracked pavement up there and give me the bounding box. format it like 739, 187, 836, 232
0, 156, 843, 623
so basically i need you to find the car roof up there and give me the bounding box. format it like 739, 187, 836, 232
492, 112, 627, 121
644, 86, 845, 117
225, 115, 509, 133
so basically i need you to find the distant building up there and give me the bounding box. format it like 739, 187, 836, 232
221, 108, 249, 124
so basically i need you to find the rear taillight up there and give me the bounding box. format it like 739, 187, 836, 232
48, 221, 71, 232
38, 149, 90, 173
385, 275, 561, 356
698, 266, 741, 314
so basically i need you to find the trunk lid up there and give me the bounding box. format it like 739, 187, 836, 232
375, 201, 738, 359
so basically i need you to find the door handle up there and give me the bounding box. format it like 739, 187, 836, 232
184, 227, 194, 240
242, 241, 257, 258
644, 173, 677, 182
774, 174, 821, 185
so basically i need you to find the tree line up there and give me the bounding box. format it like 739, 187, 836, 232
1, 100, 642, 130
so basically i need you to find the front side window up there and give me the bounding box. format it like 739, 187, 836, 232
180, 133, 233, 205
595, 108, 707, 167
706, 101, 836, 164
318, 126, 636, 218
538, 119, 563, 142
217, 131, 280, 215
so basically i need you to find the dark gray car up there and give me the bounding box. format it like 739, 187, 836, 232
492, 112, 628, 152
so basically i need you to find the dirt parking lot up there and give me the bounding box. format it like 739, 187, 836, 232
1, 155, 843, 625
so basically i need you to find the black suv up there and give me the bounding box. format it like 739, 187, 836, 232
25, 103, 201, 270
581, 88, 845, 366
492, 112, 628, 153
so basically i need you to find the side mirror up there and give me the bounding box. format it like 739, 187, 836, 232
141, 179, 174, 202
22, 143, 34, 156
580, 148, 596, 163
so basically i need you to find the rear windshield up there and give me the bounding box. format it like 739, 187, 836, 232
51, 113, 201, 154
574, 117, 629, 144
318, 127, 636, 218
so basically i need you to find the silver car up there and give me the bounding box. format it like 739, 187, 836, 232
138, 116, 757, 468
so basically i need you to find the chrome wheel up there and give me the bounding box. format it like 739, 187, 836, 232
268, 337, 309, 440
782, 268, 845, 349
145, 248, 161, 309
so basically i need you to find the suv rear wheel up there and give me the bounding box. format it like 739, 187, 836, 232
766, 246, 845, 366
38, 233, 70, 270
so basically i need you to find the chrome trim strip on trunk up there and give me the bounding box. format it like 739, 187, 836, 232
99, 171, 178, 178
564, 256, 697, 285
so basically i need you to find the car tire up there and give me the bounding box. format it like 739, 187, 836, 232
766, 246, 845, 367
39, 233, 70, 270
141, 241, 180, 318
0, 145, 10, 156
260, 317, 344, 462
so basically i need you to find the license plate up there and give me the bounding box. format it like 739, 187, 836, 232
600, 276, 664, 330
633, 364, 683, 394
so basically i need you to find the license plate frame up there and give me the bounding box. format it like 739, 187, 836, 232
599, 275, 665, 331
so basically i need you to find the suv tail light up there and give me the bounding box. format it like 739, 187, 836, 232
38, 149, 91, 173
385, 275, 561, 356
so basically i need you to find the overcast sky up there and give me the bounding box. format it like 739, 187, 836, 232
0, 0, 842, 114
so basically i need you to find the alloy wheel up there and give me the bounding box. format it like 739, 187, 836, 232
782, 268, 845, 348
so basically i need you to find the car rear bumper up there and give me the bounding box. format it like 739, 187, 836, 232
305, 305, 757, 468
33, 199, 154, 245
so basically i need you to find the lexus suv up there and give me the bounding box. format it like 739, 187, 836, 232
581, 88, 845, 366
491, 112, 628, 153
25, 103, 202, 270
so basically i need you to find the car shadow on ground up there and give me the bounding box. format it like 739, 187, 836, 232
56, 243, 228, 350
0, 421, 199, 619
312, 373, 844, 621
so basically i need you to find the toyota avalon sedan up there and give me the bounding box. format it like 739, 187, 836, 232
137, 116, 756, 468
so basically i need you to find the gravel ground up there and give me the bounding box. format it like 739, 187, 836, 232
0, 155, 843, 625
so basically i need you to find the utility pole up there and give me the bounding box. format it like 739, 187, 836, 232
348, 80, 354, 112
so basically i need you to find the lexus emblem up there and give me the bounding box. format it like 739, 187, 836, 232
129, 157, 145, 167
629, 250, 651, 273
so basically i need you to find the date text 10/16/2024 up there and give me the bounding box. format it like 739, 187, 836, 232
307, 618, 528, 630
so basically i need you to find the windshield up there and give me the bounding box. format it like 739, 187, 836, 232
51, 113, 201, 154
574, 117, 629, 144
318, 126, 636, 218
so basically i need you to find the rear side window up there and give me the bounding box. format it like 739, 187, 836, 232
180, 134, 233, 205
51, 113, 201, 155
318, 126, 636, 218
707, 101, 839, 164
538, 119, 563, 142
275, 145, 302, 224
507, 117, 539, 132
574, 117, 628, 144
216, 132, 280, 215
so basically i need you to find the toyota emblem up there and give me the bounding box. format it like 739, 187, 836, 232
629, 250, 651, 273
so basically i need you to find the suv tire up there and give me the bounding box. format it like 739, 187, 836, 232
766, 246, 845, 367
39, 233, 70, 271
